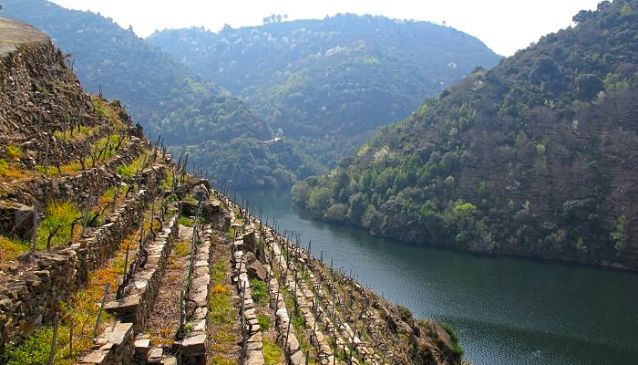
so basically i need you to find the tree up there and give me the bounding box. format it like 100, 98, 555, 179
573, 10, 594, 24
324, 203, 348, 222
611, 215, 629, 252
576, 73, 604, 100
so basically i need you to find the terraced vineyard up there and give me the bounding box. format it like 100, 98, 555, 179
0, 17, 463, 365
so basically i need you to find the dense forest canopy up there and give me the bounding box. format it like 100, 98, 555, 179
293, 0, 638, 270
148, 15, 501, 166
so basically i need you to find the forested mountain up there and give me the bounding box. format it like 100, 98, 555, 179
1, 0, 316, 188
293, 0, 638, 270
148, 16, 501, 166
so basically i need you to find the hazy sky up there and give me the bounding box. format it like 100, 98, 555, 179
50, 0, 601, 56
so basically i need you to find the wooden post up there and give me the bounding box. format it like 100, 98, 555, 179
31, 202, 39, 254
47, 312, 59, 365
117, 246, 129, 299
349, 318, 357, 365
293, 270, 298, 315
285, 317, 291, 352
177, 288, 186, 340
94, 284, 110, 339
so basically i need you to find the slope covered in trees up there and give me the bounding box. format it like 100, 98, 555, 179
293, 0, 638, 270
147, 15, 501, 166
2, 0, 316, 189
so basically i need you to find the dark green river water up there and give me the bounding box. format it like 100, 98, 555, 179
237, 189, 638, 365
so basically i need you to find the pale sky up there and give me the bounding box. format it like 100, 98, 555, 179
50, 0, 601, 56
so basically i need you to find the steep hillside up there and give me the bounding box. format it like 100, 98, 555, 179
0, 18, 462, 365
2, 0, 317, 189
293, 0, 638, 270
148, 15, 501, 165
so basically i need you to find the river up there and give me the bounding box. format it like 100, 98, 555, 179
236, 189, 638, 365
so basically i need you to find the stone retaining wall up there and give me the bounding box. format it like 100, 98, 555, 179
104, 215, 178, 333
176, 228, 213, 365
77, 322, 135, 365
1, 138, 149, 206
0, 171, 163, 355
232, 234, 266, 365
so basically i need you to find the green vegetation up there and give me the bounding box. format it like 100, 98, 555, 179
227, 226, 237, 240
210, 261, 234, 326
3, 229, 140, 364
115, 152, 148, 178
279, 285, 315, 360
209, 259, 238, 365
174, 240, 191, 257
250, 278, 268, 304
0, 236, 30, 261
612, 215, 629, 252
441, 323, 465, 358
0, 159, 7, 177
53, 125, 92, 142
263, 338, 284, 365
36, 201, 82, 250
257, 313, 270, 330
4, 326, 66, 365
178, 216, 195, 227
5, 145, 21, 160
293, 0, 638, 268
2, 0, 501, 189
148, 15, 500, 168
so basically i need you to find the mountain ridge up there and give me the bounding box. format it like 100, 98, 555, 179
147, 14, 501, 167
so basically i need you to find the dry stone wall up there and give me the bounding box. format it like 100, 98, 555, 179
77, 322, 135, 365
176, 228, 213, 365
0, 138, 149, 206
104, 215, 178, 332
0, 186, 159, 353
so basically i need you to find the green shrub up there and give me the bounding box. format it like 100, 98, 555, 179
116, 163, 135, 178
5, 145, 21, 160
250, 278, 268, 304
36, 201, 81, 249
257, 313, 270, 330
441, 322, 464, 357
178, 216, 194, 227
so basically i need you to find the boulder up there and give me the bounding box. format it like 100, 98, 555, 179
0, 200, 34, 241
247, 261, 267, 281
192, 184, 210, 202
